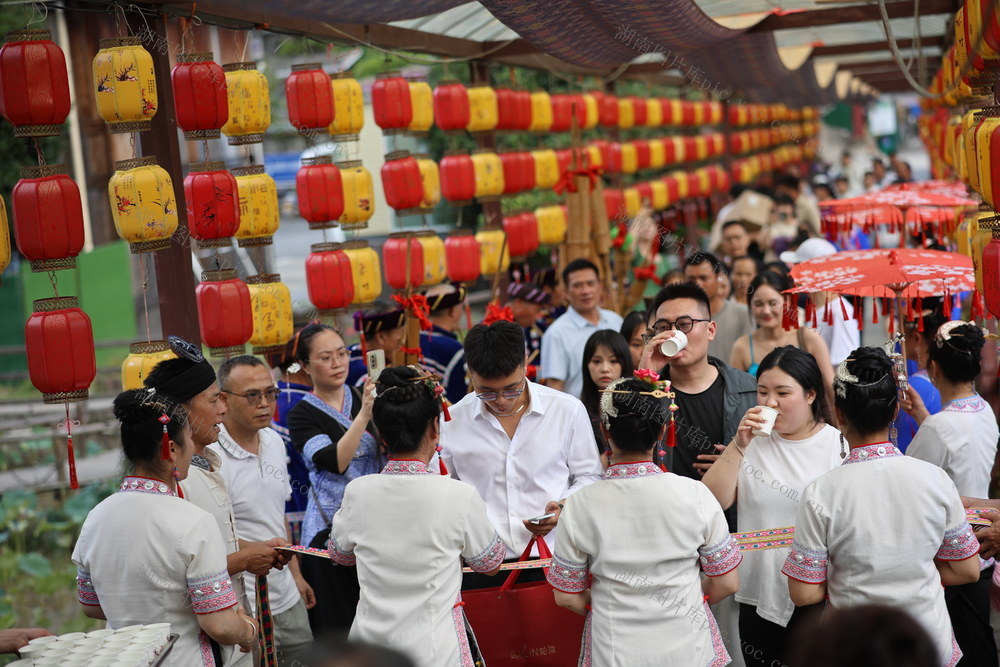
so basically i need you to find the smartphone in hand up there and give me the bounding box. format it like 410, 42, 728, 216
367, 349, 385, 381
527, 512, 556, 525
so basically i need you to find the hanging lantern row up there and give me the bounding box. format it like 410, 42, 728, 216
0, 29, 71, 137
729, 122, 817, 155
605, 165, 732, 221
731, 144, 812, 184
727, 104, 818, 127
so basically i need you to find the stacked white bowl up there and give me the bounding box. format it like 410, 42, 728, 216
14, 623, 172, 666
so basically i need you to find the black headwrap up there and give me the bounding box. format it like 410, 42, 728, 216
142, 336, 217, 403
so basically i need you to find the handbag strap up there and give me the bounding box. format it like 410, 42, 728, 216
500, 535, 550, 592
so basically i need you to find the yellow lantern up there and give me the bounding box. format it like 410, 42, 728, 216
695, 168, 711, 195
672, 170, 690, 199
475, 229, 510, 275
976, 118, 1000, 205
648, 138, 666, 169
341, 240, 382, 304
645, 99, 662, 127
232, 165, 279, 247
707, 102, 723, 125
246, 274, 294, 355
415, 230, 446, 285
670, 136, 687, 164
93, 37, 157, 133
973, 213, 993, 292
415, 155, 441, 209
617, 98, 635, 130
620, 142, 638, 174
532, 149, 560, 189
108, 156, 179, 253
666, 99, 683, 127
121, 340, 176, 391
337, 160, 375, 230
963, 111, 982, 196
693, 136, 710, 162
529, 91, 553, 132
581, 93, 599, 129
472, 150, 505, 199
957, 213, 978, 257
623, 187, 642, 217
221, 62, 270, 145
467, 86, 499, 133
329, 74, 364, 139
407, 80, 434, 133
649, 180, 668, 210
584, 145, 604, 171
536, 205, 567, 245
692, 102, 706, 126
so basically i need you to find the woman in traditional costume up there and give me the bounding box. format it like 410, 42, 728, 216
703, 346, 841, 666
327, 366, 504, 667
547, 371, 741, 666
72, 389, 257, 666
782, 346, 982, 667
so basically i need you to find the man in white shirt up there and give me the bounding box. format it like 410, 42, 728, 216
441, 321, 602, 576
684, 251, 752, 362
211, 356, 315, 667
540, 258, 623, 397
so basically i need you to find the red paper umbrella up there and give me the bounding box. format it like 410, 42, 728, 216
12, 164, 84, 271
25, 296, 95, 404
305, 242, 354, 314
371, 72, 412, 134
382, 232, 425, 289
196, 269, 253, 357
0, 29, 71, 137
444, 231, 480, 283
171, 53, 227, 140
296, 156, 344, 229
440, 153, 476, 204
434, 81, 470, 132
381, 151, 423, 212
286, 63, 334, 131
183, 161, 240, 246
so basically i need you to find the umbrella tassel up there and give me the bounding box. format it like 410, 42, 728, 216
872, 298, 879, 324
782, 296, 793, 331
824, 299, 833, 325
855, 296, 864, 331
917, 297, 925, 332
805, 298, 814, 327
907, 297, 914, 323
840, 295, 849, 321
943, 289, 952, 320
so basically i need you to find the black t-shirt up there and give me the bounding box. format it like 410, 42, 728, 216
654, 373, 725, 479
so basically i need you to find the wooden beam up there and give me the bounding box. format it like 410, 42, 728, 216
838, 59, 936, 72
748, 0, 956, 32
812, 35, 946, 57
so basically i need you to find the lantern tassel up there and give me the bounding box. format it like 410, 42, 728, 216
65, 406, 78, 490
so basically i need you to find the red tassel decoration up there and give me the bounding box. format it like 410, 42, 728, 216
943, 290, 952, 320
840, 295, 849, 321
881, 298, 891, 317
824, 299, 833, 325
781, 296, 793, 331
917, 298, 925, 332
805, 298, 814, 328
872, 298, 879, 324
441, 400, 452, 422
436, 445, 448, 476
906, 297, 914, 323
159, 413, 171, 460
65, 406, 78, 490
666, 416, 676, 448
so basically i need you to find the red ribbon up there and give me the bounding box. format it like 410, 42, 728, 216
553, 165, 601, 195
392, 294, 433, 331
484, 301, 514, 325
633, 264, 661, 285
612, 222, 628, 249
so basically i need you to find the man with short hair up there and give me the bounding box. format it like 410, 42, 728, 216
775, 174, 821, 237
507, 281, 551, 378
212, 356, 315, 667
346, 302, 406, 386
441, 321, 602, 574
684, 251, 752, 361
720, 220, 751, 265
540, 258, 623, 397
419, 283, 469, 403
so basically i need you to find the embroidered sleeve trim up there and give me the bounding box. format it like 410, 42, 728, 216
303, 434, 333, 463
699, 534, 742, 577
466, 532, 505, 573
187, 570, 238, 614
937, 524, 980, 561
546, 553, 590, 593
781, 541, 829, 584
76, 568, 100, 606
327, 530, 356, 566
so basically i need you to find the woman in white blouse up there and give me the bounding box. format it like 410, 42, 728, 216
703, 345, 842, 666
547, 371, 741, 666
782, 347, 982, 667
73, 390, 256, 666
328, 366, 504, 667
901, 321, 1000, 667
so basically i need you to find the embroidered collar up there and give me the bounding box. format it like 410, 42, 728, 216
303, 390, 352, 421
382, 459, 432, 476
944, 394, 987, 413
843, 442, 901, 465
190, 454, 212, 471
603, 462, 663, 479
118, 475, 178, 497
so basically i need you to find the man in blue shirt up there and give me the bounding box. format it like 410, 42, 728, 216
419, 283, 469, 404
346, 303, 406, 387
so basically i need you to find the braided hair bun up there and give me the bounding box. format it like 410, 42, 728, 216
928, 322, 985, 384
372, 366, 441, 455
605, 378, 667, 453
113, 389, 187, 465
834, 346, 897, 437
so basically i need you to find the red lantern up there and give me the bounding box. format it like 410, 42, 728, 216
443, 232, 479, 284
685, 172, 702, 198
550, 94, 583, 132
680, 100, 697, 126
663, 175, 680, 204
633, 140, 651, 170
382, 232, 425, 289
984, 236, 1000, 317
184, 161, 240, 246
296, 156, 343, 229
440, 153, 476, 204
381, 151, 423, 212
25, 296, 95, 404
635, 182, 653, 207
503, 212, 540, 258
555, 149, 572, 176
660, 98, 678, 126
496, 88, 532, 131
12, 164, 84, 272
598, 93, 619, 128
196, 269, 253, 357
662, 137, 679, 165
500, 151, 535, 195
433, 80, 469, 132
601, 142, 623, 174
286, 63, 334, 131
171, 53, 227, 140
631, 97, 648, 127
306, 242, 355, 314
0, 30, 70, 137
371, 72, 412, 134
604, 189, 625, 221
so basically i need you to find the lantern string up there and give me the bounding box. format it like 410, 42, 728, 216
239, 30, 249, 63
25, 1, 47, 28
141, 253, 152, 343
202, 139, 210, 162
32, 138, 46, 166
129, 132, 136, 159
47, 270, 59, 298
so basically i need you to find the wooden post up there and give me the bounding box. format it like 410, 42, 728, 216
140, 6, 200, 344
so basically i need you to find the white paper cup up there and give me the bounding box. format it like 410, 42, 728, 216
112, 625, 144, 636
18, 642, 51, 658
86, 629, 115, 641
659, 331, 688, 357
142, 622, 170, 645
753, 406, 779, 437
57, 632, 86, 643
27, 635, 59, 646
7, 659, 36, 666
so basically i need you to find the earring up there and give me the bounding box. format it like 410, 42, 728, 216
173, 465, 180, 484
889, 425, 898, 447
839, 431, 847, 460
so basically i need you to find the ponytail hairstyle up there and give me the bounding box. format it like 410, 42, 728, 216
833, 346, 898, 437
927, 322, 986, 384
601, 378, 667, 452
113, 389, 188, 465
372, 366, 442, 455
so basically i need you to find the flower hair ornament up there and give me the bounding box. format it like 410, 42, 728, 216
600, 369, 678, 472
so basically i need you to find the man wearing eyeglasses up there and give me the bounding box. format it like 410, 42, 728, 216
441, 321, 602, 586
212, 356, 315, 667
